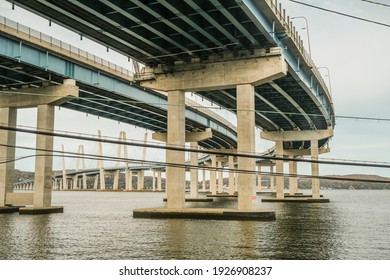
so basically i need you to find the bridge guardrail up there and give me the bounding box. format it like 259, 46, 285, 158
0, 16, 134, 79
265, 0, 333, 108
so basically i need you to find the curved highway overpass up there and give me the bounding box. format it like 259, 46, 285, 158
6, 0, 335, 150
0, 16, 237, 149
1, 0, 335, 212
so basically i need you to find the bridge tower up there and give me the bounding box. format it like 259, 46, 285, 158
0, 79, 78, 214
136, 132, 148, 191
72, 145, 87, 190
113, 131, 131, 191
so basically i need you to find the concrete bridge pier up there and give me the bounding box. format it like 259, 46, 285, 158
189, 142, 199, 198
228, 156, 236, 195
209, 155, 217, 195
153, 125, 212, 203
274, 141, 285, 199
0, 108, 17, 211
137, 171, 144, 190
125, 170, 132, 191
311, 139, 320, 199
165, 90, 185, 208
33, 104, 57, 208
136, 52, 286, 219
113, 170, 120, 190
152, 171, 156, 191
261, 129, 333, 202
236, 84, 257, 210
0, 79, 78, 214
217, 159, 224, 194
288, 157, 299, 195
151, 170, 163, 192
269, 164, 275, 191
157, 171, 162, 191
257, 163, 263, 192
202, 168, 206, 192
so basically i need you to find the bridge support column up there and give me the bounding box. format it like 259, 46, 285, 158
72, 176, 78, 190
153, 127, 211, 200
125, 170, 132, 190
202, 168, 206, 191
217, 160, 224, 194
32, 104, 56, 208
289, 158, 298, 195
257, 163, 262, 192
236, 84, 256, 210
61, 145, 68, 190
0, 108, 17, 208
270, 165, 275, 191
210, 154, 217, 195
152, 171, 156, 191
311, 140, 320, 199
166, 90, 186, 208
275, 141, 285, 199
83, 175, 88, 190
113, 170, 120, 190
157, 171, 162, 191
93, 175, 99, 190
228, 156, 235, 195
261, 129, 333, 200
189, 142, 199, 198
137, 171, 144, 190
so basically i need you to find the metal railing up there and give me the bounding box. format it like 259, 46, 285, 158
0, 16, 134, 78
264, 0, 333, 104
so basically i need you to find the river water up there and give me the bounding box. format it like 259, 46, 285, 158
0, 190, 389, 260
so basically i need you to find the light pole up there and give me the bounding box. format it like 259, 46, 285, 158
317, 67, 332, 97
291, 16, 312, 58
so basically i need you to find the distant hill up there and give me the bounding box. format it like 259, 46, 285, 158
14, 169, 34, 183
298, 174, 390, 190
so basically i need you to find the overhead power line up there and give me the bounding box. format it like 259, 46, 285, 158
361, 0, 390, 8
1, 124, 390, 169
3, 122, 389, 167
2, 90, 390, 123
289, 0, 390, 28
3, 143, 390, 185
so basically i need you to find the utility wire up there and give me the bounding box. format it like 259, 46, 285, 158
289, 0, 390, 28
361, 0, 390, 8
1, 125, 390, 169
3, 122, 389, 166
2, 90, 389, 123
5, 143, 390, 185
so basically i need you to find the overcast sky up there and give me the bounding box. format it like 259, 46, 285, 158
1, 0, 389, 177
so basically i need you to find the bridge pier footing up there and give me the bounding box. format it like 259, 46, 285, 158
0, 206, 20, 213
133, 208, 275, 221
19, 206, 64, 214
